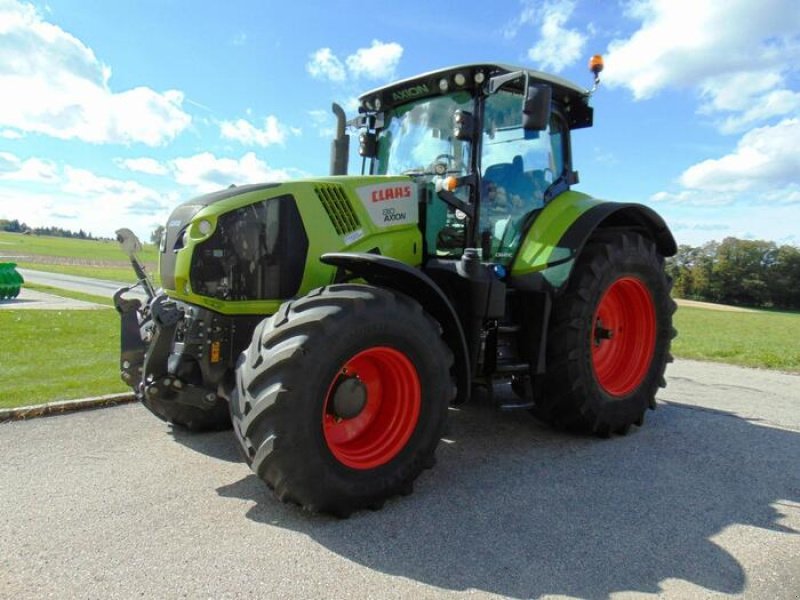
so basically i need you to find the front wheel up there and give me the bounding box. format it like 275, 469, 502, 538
537, 232, 676, 435
230, 284, 454, 516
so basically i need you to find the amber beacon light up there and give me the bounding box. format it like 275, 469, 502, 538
588, 54, 604, 94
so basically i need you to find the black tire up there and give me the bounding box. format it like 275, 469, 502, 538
536, 232, 676, 435
230, 284, 454, 516
141, 395, 231, 432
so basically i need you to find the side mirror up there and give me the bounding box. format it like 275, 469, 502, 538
522, 84, 552, 131
359, 131, 377, 157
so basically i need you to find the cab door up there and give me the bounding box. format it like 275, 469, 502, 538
479, 89, 568, 263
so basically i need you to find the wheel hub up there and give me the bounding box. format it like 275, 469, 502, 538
322, 346, 422, 470
330, 375, 367, 420
594, 319, 614, 344
592, 276, 656, 397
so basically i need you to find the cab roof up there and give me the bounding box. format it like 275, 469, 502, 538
359, 63, 594, 129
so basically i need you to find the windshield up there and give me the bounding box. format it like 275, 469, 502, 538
375, 92, 473, 177
374, 92, 474, 258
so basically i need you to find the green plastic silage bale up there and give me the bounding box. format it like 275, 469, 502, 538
0, 262, 23, 300
10, 263, 23, 298
0, 264, 9, 299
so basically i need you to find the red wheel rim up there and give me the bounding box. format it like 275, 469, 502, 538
592, 277, 656, 397
322, 346, 421, 470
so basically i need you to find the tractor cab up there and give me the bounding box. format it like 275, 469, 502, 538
336, 64, 594, 265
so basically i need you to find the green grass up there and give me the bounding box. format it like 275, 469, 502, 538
0, 230, 158, 283
2, 230, 798, 411
672, 306, 800, 372
0, 230, 158, 262
0, 309, 128, 409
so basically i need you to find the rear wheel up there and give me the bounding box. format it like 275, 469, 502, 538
230, 284, 454, 516
536, 232, 676, 435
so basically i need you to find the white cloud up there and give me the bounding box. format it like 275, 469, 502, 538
651, 119, 800, 212
308, 109, 335, 138
307, 48, 346, 82
0, 152, 59, 183
650, 190, 736, 206
603, 0, 800, 131
60, 167, 174, 228
127, 197, 169, 216
0, 163, 175, 238
716, 89, 800, 134
62, 166, 160, 199
526, 0, 587, 73
219, 115, 298, 147
170, 152, 295, 193
502, 3, 538, 40
345, 40, 403, 80
0, 0, 191, 146
607, 0, 800, 234
307, 41, 404, 83
115, 157, 169, 176
669, 221, 730, 232
343, 96, 361, 113
679, 119, 800, 193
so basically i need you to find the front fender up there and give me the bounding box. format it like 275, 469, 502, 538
320, 252, 471, 405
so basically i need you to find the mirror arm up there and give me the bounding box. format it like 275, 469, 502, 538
487, 70, 529, 95
437, 189, 475, 219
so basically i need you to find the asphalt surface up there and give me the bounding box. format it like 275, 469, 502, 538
18, 268, 148, 301
1, 359, 798, 599
0, 287, 107, 310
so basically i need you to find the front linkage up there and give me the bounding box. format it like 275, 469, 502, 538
114, 229, 233, 431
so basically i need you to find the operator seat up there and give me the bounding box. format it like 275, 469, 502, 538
483, 155, 533, 211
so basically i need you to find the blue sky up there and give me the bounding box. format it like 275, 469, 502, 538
1, 0, 798, 246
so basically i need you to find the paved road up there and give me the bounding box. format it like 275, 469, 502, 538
0, 287, 107, 310
1, 360, 798, 599
18, 269, 148, 301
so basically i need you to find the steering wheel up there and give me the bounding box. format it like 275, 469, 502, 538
432, 154, 458, 175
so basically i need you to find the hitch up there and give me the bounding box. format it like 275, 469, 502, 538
114, 286, 148, 392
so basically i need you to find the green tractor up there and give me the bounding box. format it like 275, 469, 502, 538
115, 58, 676, 516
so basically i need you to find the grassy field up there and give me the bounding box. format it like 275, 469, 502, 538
1, 287, 797, 410
0, 308, 128, 409
0, 232, 797, 409
672, 306, 800, 372
0, 230, 158, 282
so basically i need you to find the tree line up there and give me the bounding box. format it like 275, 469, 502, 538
0, 219, 97, 240
666, 237, 800, 310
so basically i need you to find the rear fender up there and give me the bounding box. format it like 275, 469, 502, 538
320, 252, 471, 405
510, 192, 676, 293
